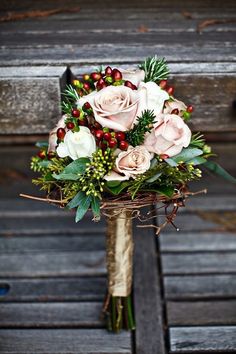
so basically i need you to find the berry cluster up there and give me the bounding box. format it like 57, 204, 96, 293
94, 128, 129, 151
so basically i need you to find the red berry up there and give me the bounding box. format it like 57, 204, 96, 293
57, 128, 66, 140
187, 105, 194, 113
108, 138, 117, 148
159, 80, 167, 89
37, 150, 46, 159
124, 81, 137, 90
95, 129, 104, 140
90, 72, 102, 81
116, 132, 126, 141
171, 108, 179, 115
99, 141, 108, 150
96, 78, 107, 90
48, 151, 55, 160
112, 69, 122, 81
78, 118, 88, 126
83, 82, 90, 91
105, 66, 113, 76
83, 102, 91, 110
166, 86, 174, 95
66, 122, 75, 130
72, 109, 80, 117
119, 141, 129, 150
103, 132, 112, 141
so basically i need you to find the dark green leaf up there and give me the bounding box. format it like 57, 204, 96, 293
53, 157, 89, 180
203, 161, 236, 183
91, 196, 101, 220
106, 180, 121, 188
75, 195, 92, 222
141, 185, 174, 198
105, 181, 131, 195
67, 191, 86, 209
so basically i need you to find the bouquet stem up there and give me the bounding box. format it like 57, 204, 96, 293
104, 209, 135, 332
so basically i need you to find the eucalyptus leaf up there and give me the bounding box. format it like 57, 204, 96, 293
171, 147, 203, 163
165, 158, 178, 167
146, 172, 162, 183
38, 160, 52, 168
186, 156, 207, 165
53, 173, 80, 181
76, 195, 92, 222
203, 161, 236, 183
36, 141, 48, 148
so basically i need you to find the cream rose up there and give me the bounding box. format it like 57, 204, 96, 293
138, 81, 169, 116
78, 85, 139, 131
56, 127, 96, 160
105, 146, 152, 181
164, 98, 187, 117
144, 114, 191, 157
120, 68, 145, 87
48, 115, 67, 153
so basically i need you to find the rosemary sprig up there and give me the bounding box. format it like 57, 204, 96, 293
139, 56, 169, 83
126, 110, 156, 146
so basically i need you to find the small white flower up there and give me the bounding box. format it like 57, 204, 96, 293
56, 127, 96, 160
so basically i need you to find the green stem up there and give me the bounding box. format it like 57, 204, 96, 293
126, 295, 135, 330
111, 297, 117, 332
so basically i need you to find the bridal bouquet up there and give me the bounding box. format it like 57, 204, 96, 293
26, 56, 233, 332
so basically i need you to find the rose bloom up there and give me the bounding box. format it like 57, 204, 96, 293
164, 98, 187, 117
48, 115, 67, 152
138, 81, 169, 116
56, 127, 96, 160
120, 68, 145, 87
144, 114, 191, 157
78, 85, 139, 131
105, 146, 152, 181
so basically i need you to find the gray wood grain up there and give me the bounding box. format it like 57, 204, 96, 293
0, 277, 106, 302
0, 235, 105, 253
0, 329, 131, 353
158, 214, 218, 233
0, 251, 106, 277
164, 274, 236, 299
167, 300, 236, 325
162, 251, 236, 274
0, 302, 104, 328
170, 326, 236, 352
134, 219, 166, 354
160, 231, 236, 252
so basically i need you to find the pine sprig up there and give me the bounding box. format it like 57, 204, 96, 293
139, 56, 169, 83
190, 132, 205, 148
126, 110, 156, 146
63, 84, 80, 102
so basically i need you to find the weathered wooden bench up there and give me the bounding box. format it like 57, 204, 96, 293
0, 0, 236, 353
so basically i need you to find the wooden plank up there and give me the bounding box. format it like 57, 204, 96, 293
0, 251, 106, 278
159, 231, 236, 252
0, 278, 106, 302
167, 300, 236, 325
0, 215, 106, 236
183, 195, 236, 211
0, 235, 105, 253
0, 329, 132, 354
164, 274, 236, 299
0, 302, 104, 328
134, 221, 166, 354
170, 326, 236, 353
162, 251, 236, 274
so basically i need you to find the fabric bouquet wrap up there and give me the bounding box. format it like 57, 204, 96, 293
23, 56, 234, 332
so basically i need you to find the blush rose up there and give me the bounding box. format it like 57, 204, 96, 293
78, 85, 139, 131
144, 114, 191, 157
105, 146, 152, 181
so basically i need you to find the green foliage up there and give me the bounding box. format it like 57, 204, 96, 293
63, 84, 80, 102
139, 56, 169, 83
126, 110, 156, 146
166, 147, 203, 165
53, 158, 90, 180
203, 161, 236, 183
